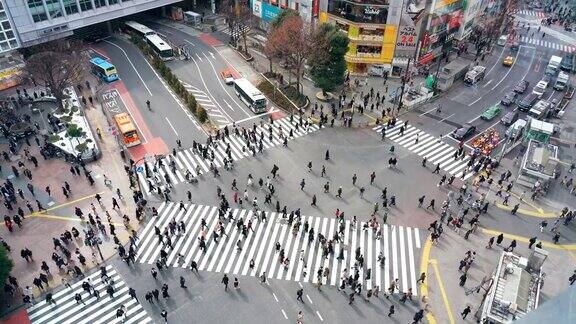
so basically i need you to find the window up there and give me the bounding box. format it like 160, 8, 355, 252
45, 0, 63, 18
28, 0, 48, 22
1, 21, 8, 29
0, 11, 7, 21
5, 30, 13, 39
0, 33, 5, 41
9, 40, 17, 48
0, 41, 8, 51
63, 0, 79, 15
94, 0, 106, 8
79, 0, 92, 11
108, 0, 118, 5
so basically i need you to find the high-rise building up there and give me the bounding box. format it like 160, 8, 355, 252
0, 0, 182, 53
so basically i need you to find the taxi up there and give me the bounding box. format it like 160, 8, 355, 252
503, 56, 514, 66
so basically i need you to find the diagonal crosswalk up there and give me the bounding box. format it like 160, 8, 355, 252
137, 116, 320, 195
27, 265, 151, 324
373, 121, 474, 180
519, 36, 576, 52
136, 203, 423, 294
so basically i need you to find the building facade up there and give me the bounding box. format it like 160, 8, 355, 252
1, 0, 181, 53
319, 0, 396, 74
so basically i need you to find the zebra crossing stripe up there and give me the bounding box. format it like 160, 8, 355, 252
136, 204, 423, 293
139, 116, 320, 194
27, 265, 152, 324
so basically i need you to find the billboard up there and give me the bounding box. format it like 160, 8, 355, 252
262, 2, 282, 22
395, 0, 426, 58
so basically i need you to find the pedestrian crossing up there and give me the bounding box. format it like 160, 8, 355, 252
137, 116, 320, 195
519, 35, 576, 52
27, 265, 151, 324
216, 25, 251, 39
181, 81, 231, 125
136, 203, 423, 294
516, 10, 547, 19
373, 121, 474, 180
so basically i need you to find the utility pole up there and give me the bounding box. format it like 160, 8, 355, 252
396, 57, 412, 112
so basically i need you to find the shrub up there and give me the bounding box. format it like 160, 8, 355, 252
196, 105, 208, 123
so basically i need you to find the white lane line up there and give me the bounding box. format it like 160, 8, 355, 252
306, 295, 313, 304
486, 44, 507, 76
204, 53, 251, 117
281, 309, 288, 320
437, 113, 455, 123
419, 105, 438, 117
184, 39, 196, 47
316, 311, 324, 321
272, 292, 279, 302
114, 90, 148, 144
165, 117, 178, 136
483, 80, 493, 87
104, 40, 153, 96
191, 57, 234, 123
225, 108, 278, 127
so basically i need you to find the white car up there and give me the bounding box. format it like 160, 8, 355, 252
532, 80, 548, 98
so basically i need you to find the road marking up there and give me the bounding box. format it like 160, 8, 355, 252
437, 113, 454, 123
225, 108, 278, 127
430, 259, 455, 324
191, 57, 235, 123
165, 117, 179, 136
204, 53, 252, 117
483, 80, 493, 87
490, 47, 521, 91
195, 53, 203, 62
272, 292, 279, 302
419, 238, 436, 324
30, 213, 125, 227
34, 192, 105, 215
419, 105, 439, 117
210, 52, 215, 59
480, 228, 576, 250
486, 45, 507, 76
306, 295, 313, 304
222, 98, 235, 111
316, 311, 324, 321
184, 39, 196, 47
115, 90, 149, 143
281, 309, 288, 320
103, 40, 152, 96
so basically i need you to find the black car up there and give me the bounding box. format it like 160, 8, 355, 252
452, 123, 477, 140
513, 80, 529, 94
518, 93, 539, 111
501, 110, 519, 126
500, 91, 517, 106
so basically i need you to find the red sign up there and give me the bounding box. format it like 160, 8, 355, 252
418, 52, 434, 65
312, 0, 319, 17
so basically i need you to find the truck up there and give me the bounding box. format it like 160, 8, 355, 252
528, 100, 552, 119
545, 55, 562, 76
554, 71, 570, 90
464, 66, 486, 85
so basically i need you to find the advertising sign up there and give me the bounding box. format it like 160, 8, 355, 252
312, 0, 319, 17
395, 0, 425, 58
252, 0, 262, 18
262, 2, 282, 22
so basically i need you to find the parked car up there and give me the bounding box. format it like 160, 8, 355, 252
220, 69, 235, 85
452, 123, 477, 140
513, 80, 529, 93
481, 105, 503, 120
500, 91, 517, 106
501, 110, 519, 126
518, 93, 539, 111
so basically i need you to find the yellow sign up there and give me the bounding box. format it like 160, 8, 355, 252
435, 0, 460, 9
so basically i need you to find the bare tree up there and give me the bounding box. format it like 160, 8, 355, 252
263, 27, 284, 74
24, 40, 86, 109
275, 15, 313, 94
222, 1, 254, 54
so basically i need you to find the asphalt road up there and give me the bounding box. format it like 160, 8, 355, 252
148, 22, 257, 128
91, 35, 207, 156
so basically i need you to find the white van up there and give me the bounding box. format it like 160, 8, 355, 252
505, 119, 527, 139
368, 64, 388, 77
464, 66, 486, 85
498, 35, 508, 46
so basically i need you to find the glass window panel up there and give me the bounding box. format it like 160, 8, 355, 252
28, 0, 48, 22
79, 0, 93, 11
46, 0, 63, 18
94, 0, 106, 8
0, 41, 9, 51
63, 0, 79, 15
1, 21, 10, 29
9, 40, 17, 48
108, 0, 118, 5
0, 33, 5, 41
5, 30, 13, 39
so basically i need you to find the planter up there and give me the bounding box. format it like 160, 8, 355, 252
315, 91, 334, 102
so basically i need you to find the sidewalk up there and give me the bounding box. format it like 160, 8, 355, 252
0, 83, 137, 317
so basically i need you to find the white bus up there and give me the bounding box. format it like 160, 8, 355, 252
145, 34, 174, 61
234, 78, 267, 113
124, 21, 156, 38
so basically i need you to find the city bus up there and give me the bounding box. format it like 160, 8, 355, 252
114, 113, 141, 147
89, 57, 119, 83
233, 78, 267, 113
124, 21, 156, 38
145, 34, 174, 61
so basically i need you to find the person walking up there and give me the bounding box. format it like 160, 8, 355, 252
222, 274, 229, 291
416, 272, 426, 284
459, 273, 467, 287
461, 305, 471, 319
496, 233, 504, 245
388, 305, 395, 317
296, 288, 304, 302
180, 276, 187, 289
161, 309, 168, 322
569, 270, 576, 285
